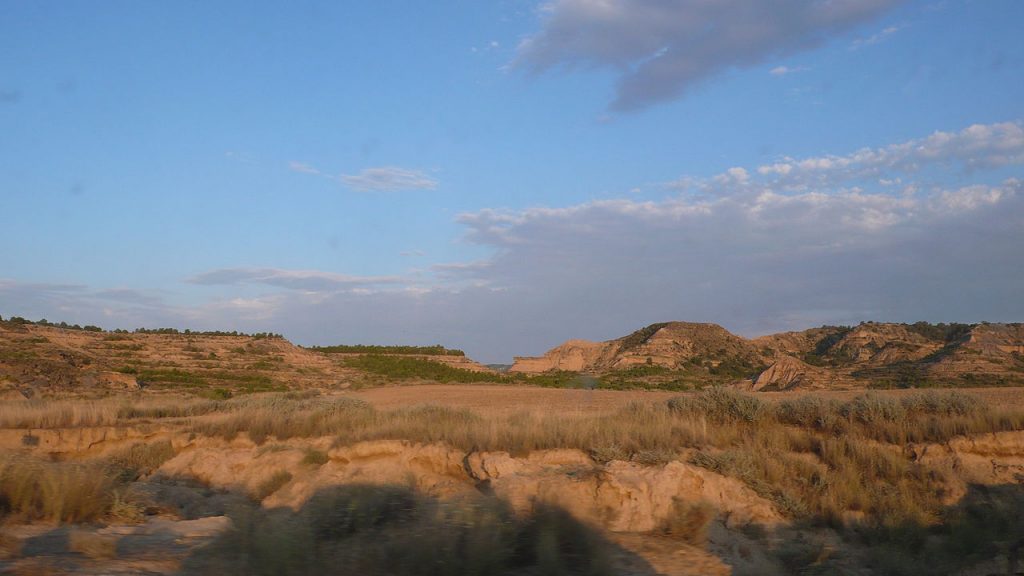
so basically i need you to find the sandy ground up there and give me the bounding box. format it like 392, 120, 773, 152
347, 384, 1024, 416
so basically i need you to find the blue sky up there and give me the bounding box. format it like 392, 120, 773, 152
2, 0, 1022, 362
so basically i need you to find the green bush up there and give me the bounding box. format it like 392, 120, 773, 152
343, 355, 500, 384
312, 344, 465, 356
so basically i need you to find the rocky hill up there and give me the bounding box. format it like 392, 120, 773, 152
0, 319, 491, 398
513, 321, 1024, 390
511, 322, 763, 374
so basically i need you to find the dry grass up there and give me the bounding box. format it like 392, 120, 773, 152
176, 388, 1024, 541
0, 400, 122, 428
107, 440, 176, 481
0, 396, 222, 428
0, 440, 175, 524
0, 457, 115, 523
190, 398, 709, 460
2, 387, 1023, 558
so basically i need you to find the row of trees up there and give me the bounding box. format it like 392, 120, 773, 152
0, 315, 280, 339
2, 317, 103, 332
311, 344, 465, 356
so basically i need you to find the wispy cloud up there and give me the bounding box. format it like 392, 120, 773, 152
850, 24, 902, 49
288, 161, 322, 175
471, 40, 502, 54
289, 162, 439, 192
187, 267, 405, 292
339, 167, 438, 192
770, 65, 809, 76
514, 0, 903, 111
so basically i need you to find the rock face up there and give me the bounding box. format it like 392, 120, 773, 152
966, 323, 1024, 355
158, 438, 783, 535
827, 323, 942, 366
751, 355, 842, 391
463, 450, 782, 532
929, 323, 1024, 377
511, 339, 617, 373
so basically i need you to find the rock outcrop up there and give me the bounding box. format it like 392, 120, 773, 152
511, 322, 764, 374
157, 438, 783, 535
513, 321, 1024, 389
750, 355, 843, 391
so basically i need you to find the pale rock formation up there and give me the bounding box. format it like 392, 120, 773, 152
751, 355, 845, 391
157, 438, 783, 535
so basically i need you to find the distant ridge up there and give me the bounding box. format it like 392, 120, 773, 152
0, 317, 490, 397
512, 321, 1024, 390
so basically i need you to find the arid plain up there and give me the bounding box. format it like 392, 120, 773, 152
2, 318, 1024, 575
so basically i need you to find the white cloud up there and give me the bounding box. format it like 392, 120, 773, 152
6, 122, 1022, 362
515, 0, 903, 111
750, 122, 1024, 188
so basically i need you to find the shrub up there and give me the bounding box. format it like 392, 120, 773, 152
107, 440, 176, 480
668, 387, 769, 423
840, 394, 906, 424
776, 396, 840, 429
900, 391, 982, 417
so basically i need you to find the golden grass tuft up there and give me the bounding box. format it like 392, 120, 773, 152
0, 457, 114, 523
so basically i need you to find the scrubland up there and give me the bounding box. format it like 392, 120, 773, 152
1, 388, 1023, 575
